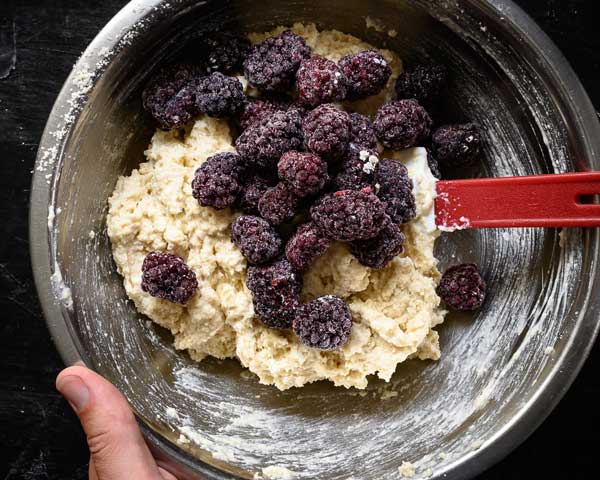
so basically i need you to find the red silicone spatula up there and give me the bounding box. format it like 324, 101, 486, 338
435, 172, 600, 229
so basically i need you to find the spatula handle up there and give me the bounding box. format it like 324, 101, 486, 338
435, 172, 600, 228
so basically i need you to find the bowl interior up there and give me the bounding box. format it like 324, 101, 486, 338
43, 0, 598, 479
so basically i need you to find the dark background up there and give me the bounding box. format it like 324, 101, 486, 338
0, 0, 598, 478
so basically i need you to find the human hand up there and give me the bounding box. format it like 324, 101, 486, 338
56, 365, 178, 480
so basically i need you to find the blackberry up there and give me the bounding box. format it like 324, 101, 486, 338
231, 215, 282, 264
239, 175, 276, 215
191, 152, 244, 209
285, 222, 332, 271
348, 113, 378, 154
235, 109, 304, 169
311, 188, 386, 241
202, 32, 250, 74
331, 152, 374, 191
278, 151, 329, 197
395, 64, 448, 108
436, 263, 486, 311
373, 99, 432, 150
243, 30, 312, 92
338, 50, 392, 100
246, 258, 302, 329
374, 159, 416, 224
302, 104, 351, 160
142, 64, 201, 130
296, 55, 348, 107
193, 72, 245, 117
258, 183, 299, 225
141, 252, 198, 304
349, 220, 405, 269
293, 296, 352, 350
431, 123, 481, 166
426, 148, 441, 179
239, 97, 289, 130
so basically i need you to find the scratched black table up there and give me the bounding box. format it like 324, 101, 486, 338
0, 1, 598, 478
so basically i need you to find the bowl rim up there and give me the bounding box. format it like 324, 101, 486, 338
30, 1, 600, 479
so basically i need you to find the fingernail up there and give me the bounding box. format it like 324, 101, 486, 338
57, 376, 90, 412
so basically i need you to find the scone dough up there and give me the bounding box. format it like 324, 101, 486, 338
107, 23, 446, 390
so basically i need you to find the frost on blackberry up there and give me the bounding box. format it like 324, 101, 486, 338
142, 64, 201, 130
432, 123, 481, 166
331, 152, 374, 191
436, 263, 486, 311
246, 258, 302, 329
395, 64, 448, 108
141, 252, 198, 304
293, 296, 352, 350
193, 72, 245, 117
243, 30, 312, 92
238, 97, 290, 129
258, 183, 299, 225
239, 175, 276, 215
426, 148, 441, 179
285, 222, 332, 271
373, 99, 432, 150
278, 151, 329, 197
296, 55, 348, 107
349, 220, 405, 269
235, 109, 304, 169
302, 103, 351, 160
338, 50, 392, 100
311, 188, 386, 241
191, 152, 244, 209
348, 112, 378, 154
202, 32, 250, 74
374, 159, 416, 224
231, 215, 282, 264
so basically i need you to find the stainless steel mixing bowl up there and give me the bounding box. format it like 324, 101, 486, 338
30, 1, 600, 479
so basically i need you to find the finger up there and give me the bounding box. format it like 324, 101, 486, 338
158, 466, 180, 480
56, 366, 163, 480
89, 458, 99, 480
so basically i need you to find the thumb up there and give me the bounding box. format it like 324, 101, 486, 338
56, 365, 164, 480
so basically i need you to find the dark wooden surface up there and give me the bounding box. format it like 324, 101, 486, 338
0, 0, 598, 478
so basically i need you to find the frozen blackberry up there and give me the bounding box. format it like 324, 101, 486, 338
432, 123, 481, 166
348, 113, 378, 154
395, 64, 448, 108
239, 175, 276, 215
349, 220, 405, 269
374, 159, 416, 224
311, 188, 386, 241
338, 50, 392, 100
302, 104, 351, 160
436, 263, 486, 311
191, 152, 244, 209
235, 109, 304, 169
193, 72, 245, 117
285, 222, 332, 271
426, 148, 441, 179
258, 183, 299, 225
246, 258, 302, 329
296, 55, 348, 107
231, 215, 282, 264
238, 97, 289, 129
202, 32, 250, 74
141, 252, 198, 304
243, 30, 312, 92
293, 296, 352, 350
278, 151, 329, 197
142, 64, 201, 130
331, 152, 374, 191
373, 99, 432, 150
